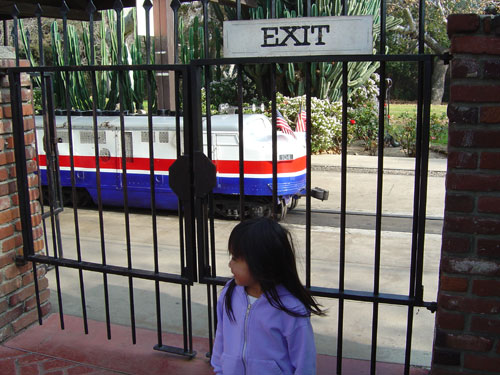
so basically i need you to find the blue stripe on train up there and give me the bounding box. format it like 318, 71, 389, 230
41, 170, 306, 210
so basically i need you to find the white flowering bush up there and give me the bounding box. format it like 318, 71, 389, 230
202, 73, 381, 154
270, 93, 348, 153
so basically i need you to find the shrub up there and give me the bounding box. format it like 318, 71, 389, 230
391, 111, 448, 156
273, 93, 346, 154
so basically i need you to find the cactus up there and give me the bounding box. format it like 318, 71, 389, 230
19, 9, 155, 112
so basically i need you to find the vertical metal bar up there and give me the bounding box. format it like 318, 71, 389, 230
142, 0, 163, 348
237, 0, 241, 20
271, 0, 276, 18
200, 0, 217, 353
175, 69, 189, 352
171, 0, 180, 64
418, 0, 425, 55
11, 5, 19, 67
34, 3, 50, 255
404, 1, 428, 370
61, 1, 75, 263
237, 66, 245, 220
31, 4, 46, 326
337, 2, 349, 371
370, 1, 387, 373
85, 7, 111, 343
113, 1, 137, 344
337, 60, 348, 375
10, 72, 34, 260
43, 76, 65, 330
271, 65, 278, 218
185, 65, 202, 355
3, 20, 7, 46
415, 59, 432, 302
305, 69, 311, 288
62, 0, 85, 331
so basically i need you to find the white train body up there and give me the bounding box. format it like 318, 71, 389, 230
36, 114, 306, 216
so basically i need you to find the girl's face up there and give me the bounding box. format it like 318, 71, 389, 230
228, 255, 262, 297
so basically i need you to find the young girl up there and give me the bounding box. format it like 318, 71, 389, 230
211, 217, 324, 375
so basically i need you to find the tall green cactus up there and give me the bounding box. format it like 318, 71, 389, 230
20, 9, 155, 112
50, 22, 92, 110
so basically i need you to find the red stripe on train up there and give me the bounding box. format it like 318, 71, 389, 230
38, 155, 306, 174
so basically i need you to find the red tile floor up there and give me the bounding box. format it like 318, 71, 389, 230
1, 314, 430, 375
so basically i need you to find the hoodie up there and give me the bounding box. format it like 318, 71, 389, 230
211, 282, 316, 375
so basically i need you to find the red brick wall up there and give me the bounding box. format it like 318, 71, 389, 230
0, 56, 50, 343
431, 14, 500, 374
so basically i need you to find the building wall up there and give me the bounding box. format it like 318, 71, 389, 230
0, 49, 50, 343
431, 13, 500, 374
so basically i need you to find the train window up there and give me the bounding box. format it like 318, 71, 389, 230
217, 135, 238, 145
158, 132, 169, 143
57, 130, 69, 143
125, 132, 133, 159
80, 131, 106, 144
141, 131, 155, 143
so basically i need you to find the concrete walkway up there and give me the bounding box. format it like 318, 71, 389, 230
1, 314, 430, 375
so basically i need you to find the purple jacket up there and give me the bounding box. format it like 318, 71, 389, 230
211, 282, 316, 375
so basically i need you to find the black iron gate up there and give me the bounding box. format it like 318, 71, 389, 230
4, 0, 441, 374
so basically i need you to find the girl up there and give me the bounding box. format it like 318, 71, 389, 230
211, 217, 324, 375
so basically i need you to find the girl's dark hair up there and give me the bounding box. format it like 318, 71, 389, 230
224, 217, 325, 321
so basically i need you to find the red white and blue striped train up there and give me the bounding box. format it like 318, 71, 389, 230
35, 114, 309, 218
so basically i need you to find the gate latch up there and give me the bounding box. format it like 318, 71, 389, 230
169, 152, 216, 200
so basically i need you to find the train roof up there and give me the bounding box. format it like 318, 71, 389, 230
34, 114, 271, 133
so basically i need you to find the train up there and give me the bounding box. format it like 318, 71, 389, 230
35, 114, 311, 218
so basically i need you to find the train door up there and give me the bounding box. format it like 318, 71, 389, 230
113, 129, 133, 190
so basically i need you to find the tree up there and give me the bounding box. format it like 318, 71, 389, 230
388, 0, 492, 103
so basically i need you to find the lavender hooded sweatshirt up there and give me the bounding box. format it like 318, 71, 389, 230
211, 282, 316, 375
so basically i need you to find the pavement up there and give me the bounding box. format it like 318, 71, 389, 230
1, 153, 447, 375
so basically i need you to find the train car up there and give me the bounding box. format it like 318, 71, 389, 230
35, 114, 307, 218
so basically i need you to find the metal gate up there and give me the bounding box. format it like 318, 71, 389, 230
4, 0, 440, 374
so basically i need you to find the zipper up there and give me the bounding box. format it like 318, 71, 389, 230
242, 296, 252, 374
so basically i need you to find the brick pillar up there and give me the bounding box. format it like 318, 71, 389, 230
431, 14, 500, 374
0, 47, 50, 343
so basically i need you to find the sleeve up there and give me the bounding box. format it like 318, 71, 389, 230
287, 318, 317, 375
210, 287, 227, 375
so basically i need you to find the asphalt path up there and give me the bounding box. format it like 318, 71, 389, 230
285, 208, 444, 234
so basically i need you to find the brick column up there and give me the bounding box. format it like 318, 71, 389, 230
0, 47, 50, 343
431, 14, 500, 374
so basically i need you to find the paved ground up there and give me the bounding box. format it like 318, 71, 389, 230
1, 314, 430, 375
2, 153, 446, 374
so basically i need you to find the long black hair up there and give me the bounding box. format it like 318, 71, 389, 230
224, 217, 325, 321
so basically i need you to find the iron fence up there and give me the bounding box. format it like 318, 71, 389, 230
2, 0, 443, 373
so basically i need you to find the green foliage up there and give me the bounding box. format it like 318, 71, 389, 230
273, 93, 346, 154
390, 111, 448, 156
19, 9, 155, 112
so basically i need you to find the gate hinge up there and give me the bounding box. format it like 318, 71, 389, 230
440, 52, 452, 65
426, 302, 437, 313
15, 255, 27, 266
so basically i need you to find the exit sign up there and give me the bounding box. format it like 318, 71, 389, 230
223, 16, 373, 58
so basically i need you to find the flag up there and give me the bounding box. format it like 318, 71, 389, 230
276, 110, 295, 137
295, 108, 306, 133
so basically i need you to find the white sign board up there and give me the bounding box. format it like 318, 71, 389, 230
223, 16, 373, 58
